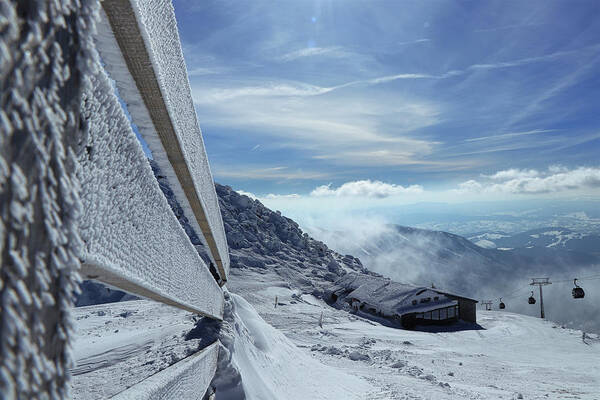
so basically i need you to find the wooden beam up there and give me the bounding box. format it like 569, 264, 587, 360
100, 0, 230, 283
111, 341, 220, 399
78, 56, 223, 320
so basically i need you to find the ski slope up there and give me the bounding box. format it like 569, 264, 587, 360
230, 268, 600, 400
72, 270, 600, 399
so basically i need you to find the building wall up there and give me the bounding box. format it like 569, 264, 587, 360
458, 299, 477, 323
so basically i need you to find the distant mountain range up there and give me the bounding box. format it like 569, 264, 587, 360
468, 227, 600, 256
308, 224, 600, 298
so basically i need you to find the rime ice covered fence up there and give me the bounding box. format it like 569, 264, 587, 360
0, 2, 93, 398
1, 0, 227, 398
95, 0, 230, 284
78, 45, 224, 319
111, 341, 220, 400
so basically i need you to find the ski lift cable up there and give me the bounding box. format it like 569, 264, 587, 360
551, 275, 600, 284
492, 285, 531, 302
490, 274, 600, 303
494, 274, 600, 301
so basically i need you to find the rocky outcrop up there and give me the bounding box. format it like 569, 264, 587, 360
216, 184, 373, 295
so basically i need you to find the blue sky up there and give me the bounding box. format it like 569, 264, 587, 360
173, 0, 600, 211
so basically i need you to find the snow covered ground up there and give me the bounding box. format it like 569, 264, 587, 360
71, 301, 216, 399
72, 270, 600, 399
229, 268, 600, 400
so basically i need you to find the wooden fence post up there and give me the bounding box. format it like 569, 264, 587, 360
0, 1, 98, 397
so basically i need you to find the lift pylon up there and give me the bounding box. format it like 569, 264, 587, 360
530, 278, 551, 318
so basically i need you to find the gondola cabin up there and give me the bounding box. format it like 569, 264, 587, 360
572, 279, 585, 299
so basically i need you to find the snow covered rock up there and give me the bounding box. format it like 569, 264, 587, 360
348, 351, 371, 362
216, 184, 373, 297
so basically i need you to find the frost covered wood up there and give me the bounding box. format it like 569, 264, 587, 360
111, 341, 219, 400
2, 0, 227, 397
0, 0, 96, 397
77, 44, 223, 320
96, 0, 230, 284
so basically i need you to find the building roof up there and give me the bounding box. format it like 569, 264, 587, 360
431, 289, 479, 303
332, 273, 466, 317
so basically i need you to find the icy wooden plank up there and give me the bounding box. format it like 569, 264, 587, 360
111, 341, 219, 400
97, 0, 230, 284
0, 1, 94, 397
78, 51, 223, 320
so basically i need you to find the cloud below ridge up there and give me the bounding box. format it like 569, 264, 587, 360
310, 180, 424, 198
238, 166, 600, 204
458, 166, 600, 195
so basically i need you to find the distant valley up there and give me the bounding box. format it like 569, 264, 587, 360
306, 224, 600, 333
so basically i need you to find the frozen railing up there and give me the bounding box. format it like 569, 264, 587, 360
97, 0, 230, 285
111, 341, 220, 400
0, 0, 226, 398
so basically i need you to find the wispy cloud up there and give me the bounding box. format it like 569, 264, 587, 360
194, 85, 442, 168
474, 23, 543, 33
195, 82, 334, 103
213, 166, 330, 180
465, 129, 556, 142
195, 44, 600, 105
277, 46, 350, 62
312, 150, 462, 168
507, 53, 600, 127
367, 74, 434, 84
188, 66, 230, 76
179, 0, 600, 190
360, 44, 600, 87
397, 38, 431, 46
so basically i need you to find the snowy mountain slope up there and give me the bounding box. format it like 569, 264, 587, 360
77, 186, 600, 332
227, 267, 600, 400
216, 184, 376, 297
72, 188, 600, 399
224, 292, 372, 400
308, 224, 599, 297
71, 277, 600, 400
305, 223, 600, 333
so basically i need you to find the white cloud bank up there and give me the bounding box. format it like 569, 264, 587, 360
458, 166, 600, 195
310, 180, 423, 198
238, 166, 600, 210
